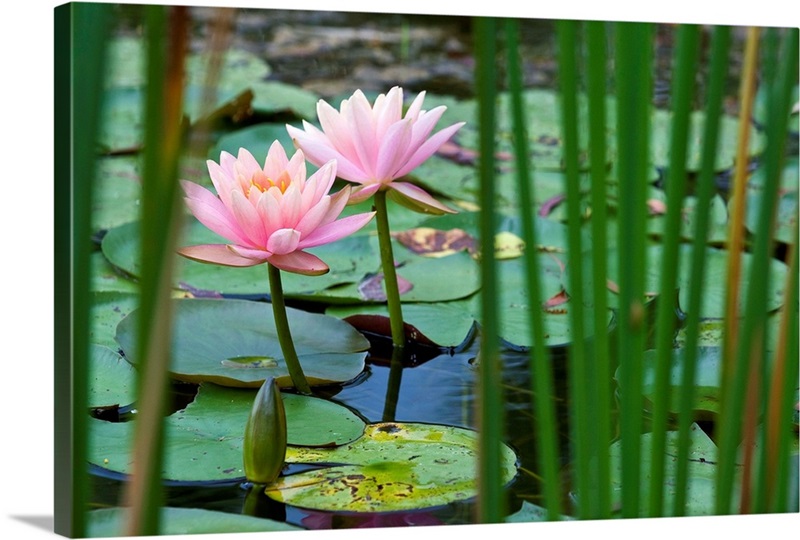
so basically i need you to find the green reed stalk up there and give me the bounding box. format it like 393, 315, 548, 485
267, 263, 313, 395
374, 189, 407, 349
585, 20, 612, 519
557, 19, 594, 519
672, 25, 731, 516
765, 223, 799, 512
749, 28, 799, 514
614, 22, 654, 518
715, 27, 798, 515
121, 6, 188, 536
647, 24, 700, 518
473, 15, 505, 523
719, 27, 760, 429
54, 3, 111, 537
505, 18, 562, 520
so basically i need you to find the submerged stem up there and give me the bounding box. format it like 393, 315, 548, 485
374, 189, 406, 349
267, 263, 312, 395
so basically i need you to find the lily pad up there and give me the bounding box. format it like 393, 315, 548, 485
639, 347, 725, 418
101, 219, 379, 298
90, 291, 139, 350
506, 501, 574, 522
250, 80, 320, 119
326, 301, 477, 349
89, 384, 367, 482
89, 345, 137, 410
602, 244, 789, 318
90, 252, 138, 294
746, 189, 798, 245
647, 193, 731, 245
265, 422, 518, 512
86, 507, 301, 537
606, 423, 739, 516
115, 298, 369, 388
92, 156, 142, 231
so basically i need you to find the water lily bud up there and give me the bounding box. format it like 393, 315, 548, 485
243, 377, 287, 485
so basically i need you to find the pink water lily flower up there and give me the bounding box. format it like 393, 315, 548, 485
286, 86, 465, 214
178, 141, 375, 275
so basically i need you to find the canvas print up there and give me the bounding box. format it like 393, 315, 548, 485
53, 2, 799, 538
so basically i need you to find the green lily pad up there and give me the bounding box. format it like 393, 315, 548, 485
115, 298, 369, 388
101, 219, 379, 298
647, 193, 731, 245
748, 157, 799, 191
326, 301, 477, 348
639, 347, 725, 418
506, 501, 574, 522
89, 345, 137, 409
90, 252, 139, 294
746, 189, 798, 244
606, 423, 739, 516
92, 156, 142, 232
250, 80, 320, 119
265, 422, 518, 512
603, 244, 789, 317
89, 384, 367, 482
649, 110, 766, 172
86, 507, 301, 537
674, 313, 786, 352
315, 247, 480, 304
90, 291, 139, 350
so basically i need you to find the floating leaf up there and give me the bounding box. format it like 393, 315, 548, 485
639, 347, 725, 418
89, 345, 137, 410
746, 189, 798, 244
327, 301, 477, 349
264, 422, 518, 512
249, 80, 320, 119
92, 156, 142, 231
393, 227, 476, 258
115, 298, 369, 388
90, 252, 138, 294
494, 231, 526, 260
506, 501, 574, 522
605, 423, 739, 516
90, 291, 138, 350
86, 507, 301, 536
89, 384, 367, 482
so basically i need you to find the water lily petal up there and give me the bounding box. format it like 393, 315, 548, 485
345, 183, 382, 205
288, 123, 369, 183
178, 244, 265, 267
388, 181, 457, 215
230, 189, 268, 247
295, 196, 331, 237
394, 121, 465, 178
375, 118, 414, 181
266, 228, 301, 255
268, 250, 330, 276
298, 211, 375, 249
181, 180, 251, 245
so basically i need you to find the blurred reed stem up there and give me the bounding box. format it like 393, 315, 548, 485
473, 15, 505, 523
672, 24, 731, 516
556, 19, 593, 519
648, 23, 700, 517
765, 221, 799, 512
613, 21, 654, 518
716, 27, 798, 515
54, 3, 111, 537
121, 6, 189, 535
505, 18, 562, 520
747, 27, 799, 514
585, 19, 612, 519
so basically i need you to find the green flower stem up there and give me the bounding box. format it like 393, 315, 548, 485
374, 189, 406, 349
268, 263, 313, 395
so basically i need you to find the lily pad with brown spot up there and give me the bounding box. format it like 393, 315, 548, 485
393, 227, 477, 258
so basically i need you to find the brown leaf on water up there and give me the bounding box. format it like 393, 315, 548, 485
393, 227, 476, 258
647, 198, 667, 215
357, 273, 413, 301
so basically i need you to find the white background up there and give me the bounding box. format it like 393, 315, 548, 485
2, 0, 799, 539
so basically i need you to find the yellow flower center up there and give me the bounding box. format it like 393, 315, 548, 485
250, 170, 291, 195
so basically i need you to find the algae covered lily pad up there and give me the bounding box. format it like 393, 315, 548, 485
115, 298, 369, 388
265, 422, 518, 512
